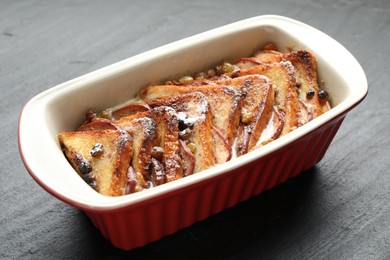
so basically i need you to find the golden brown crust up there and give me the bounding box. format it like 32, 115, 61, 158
149, 106, 183, 182
237, 49, 330, 121
253, 106, 285, 149
146, 92, 216, 173
114, 107, 184, 187
178, 74, 275, 157
58, 129, 133, 196
284, 50, 330, 117
233, 77, 274, 155
232, 61, 300, 136
139, 84, 242, 146
249, 50, 330, 119
115, 115, 158, 182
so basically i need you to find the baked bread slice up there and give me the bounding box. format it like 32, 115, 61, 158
145, 92, 216, 172
139, 83, 241, 147
194, 75, 275, 155
241, 49, 330, 120
232, 61, 301, 137
147, 106, 183, 182
103, 106, 183, 190
226, 75, 274, 155
58, 129, 133, 196
174, 74, 276, 156
114, 114, 158, 189
284, 50, 330, 118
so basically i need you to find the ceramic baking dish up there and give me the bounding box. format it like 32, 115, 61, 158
18, 15, 367, 250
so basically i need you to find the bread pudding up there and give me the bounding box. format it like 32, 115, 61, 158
58, 43, 331, 197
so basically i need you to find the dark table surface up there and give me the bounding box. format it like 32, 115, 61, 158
2, 0, 389, 259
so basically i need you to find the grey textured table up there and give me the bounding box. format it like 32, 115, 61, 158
2, 0, 389, 259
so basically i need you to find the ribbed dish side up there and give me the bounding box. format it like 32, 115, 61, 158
85, 115, 346, 251
274, 118, 340, 184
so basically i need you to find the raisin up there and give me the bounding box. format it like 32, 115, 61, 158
207, 69, 217, 78
178, 76, 194, 85
318, 89, 329, 100
88, 181, 97, 190
73, 154, 83, 165
99, 110, 111, 119
85, 110, 97, 123
194, 71, 207, 79
221, 62, 235, 73
215, 65, 223, 75
186, 143, 196, 154
178, 128, 192, 140
90, 143, 103, 157
151, 146, 164, 161
82, 173, 94, 183
151, 158, 166, 186
78, 159, 92, 175
306, 89, 315, 99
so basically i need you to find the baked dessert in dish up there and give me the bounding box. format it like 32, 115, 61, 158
19, 16, 367, 251
58, 43, 331, 197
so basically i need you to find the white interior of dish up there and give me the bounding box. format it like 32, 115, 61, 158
19, 15, 367, 211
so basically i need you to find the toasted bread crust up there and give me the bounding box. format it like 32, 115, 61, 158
114, 107, 184, 186
146, 92, 216, 173
198, 74, 275, 155
115, 116, 157, 180
149, 106, 183, 182
59, 129, 132, 196
247, 50, 330, 118
140, 84, 241, 146
285, 50, 330, 117
232, 61, 300, 136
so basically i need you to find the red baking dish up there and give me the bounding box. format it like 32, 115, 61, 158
18, 15, 368, 250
